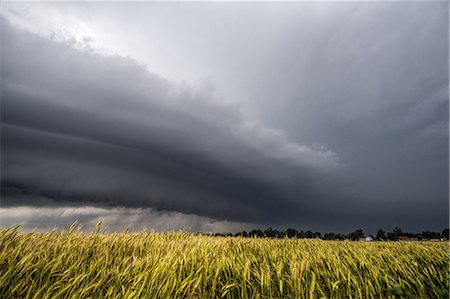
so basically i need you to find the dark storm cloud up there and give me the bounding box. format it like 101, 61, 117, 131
0, 17, 340, 228
0, 0, 448, 233
236, 2, 449, 231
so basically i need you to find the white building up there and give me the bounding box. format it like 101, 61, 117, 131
359, 236, 373, 241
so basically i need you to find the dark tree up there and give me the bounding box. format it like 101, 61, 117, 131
297, 230, 306, 239
349, 228, 364, 241
393, 227, 403, 240
305, 231, 315, 239
234, 231, 248, 237
386, 232, 395, 240
336, 233, 346, 240
376, 229, 386, 241
285, 228, 298, 238
213, 227, 448, 241
249, 229, 263, 238
421, 230, 440, 240
323, 232, 335, 240
264, 227, 275, 238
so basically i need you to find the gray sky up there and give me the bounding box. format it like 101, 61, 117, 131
0, 2, 448, 234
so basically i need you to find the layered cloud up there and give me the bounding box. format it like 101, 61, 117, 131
1, 2, 448, 233
1, 17, 341, 230
0, 206, 255, 233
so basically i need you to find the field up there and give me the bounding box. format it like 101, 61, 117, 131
0, 226, 448, 298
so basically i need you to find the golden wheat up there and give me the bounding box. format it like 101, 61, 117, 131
0, 225, 448, 298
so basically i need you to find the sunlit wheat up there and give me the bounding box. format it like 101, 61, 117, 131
0, 225, 448, 298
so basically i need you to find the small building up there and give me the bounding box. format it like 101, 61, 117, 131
359, 236, 373, 242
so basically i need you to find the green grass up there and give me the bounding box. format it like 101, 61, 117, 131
0, 226, 448, 298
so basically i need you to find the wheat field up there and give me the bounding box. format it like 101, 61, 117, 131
0, 225, 448, 298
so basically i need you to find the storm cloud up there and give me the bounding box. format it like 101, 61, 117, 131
0, 2, 448, 233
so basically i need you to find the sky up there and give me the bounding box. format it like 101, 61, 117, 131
0, 1, 448, 234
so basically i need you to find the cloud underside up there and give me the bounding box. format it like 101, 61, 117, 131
0, 1, 448, 233
1, 18, 341, 229
0, 206, 255, 233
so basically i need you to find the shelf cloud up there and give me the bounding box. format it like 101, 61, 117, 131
1, 2, 448, 233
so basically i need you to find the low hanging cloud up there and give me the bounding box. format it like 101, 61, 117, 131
1, 1, 448, 234
0, 206, 256, 233
1, 17, 341, 230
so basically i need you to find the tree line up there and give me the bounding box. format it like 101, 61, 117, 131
211, 227, 449, 241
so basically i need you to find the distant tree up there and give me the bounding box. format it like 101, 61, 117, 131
298, 230, 306, 239
324, 232, 337, 240
376, 229, 386, 241
304, 231, 315, 239
274, 229, 282, 238
402, 232, 416, 238
264, 227, 276, 238
209, 226, 450, 241
234, 231, 248, 237
421, 231, 430, 240
386, 232, 396, 241
421, 230, 440, 240
285, 228, 298, 238
349, 228, 364, 241
249, 229, 263, 238
336, 233, 346, 240
393, 227, 403, 240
